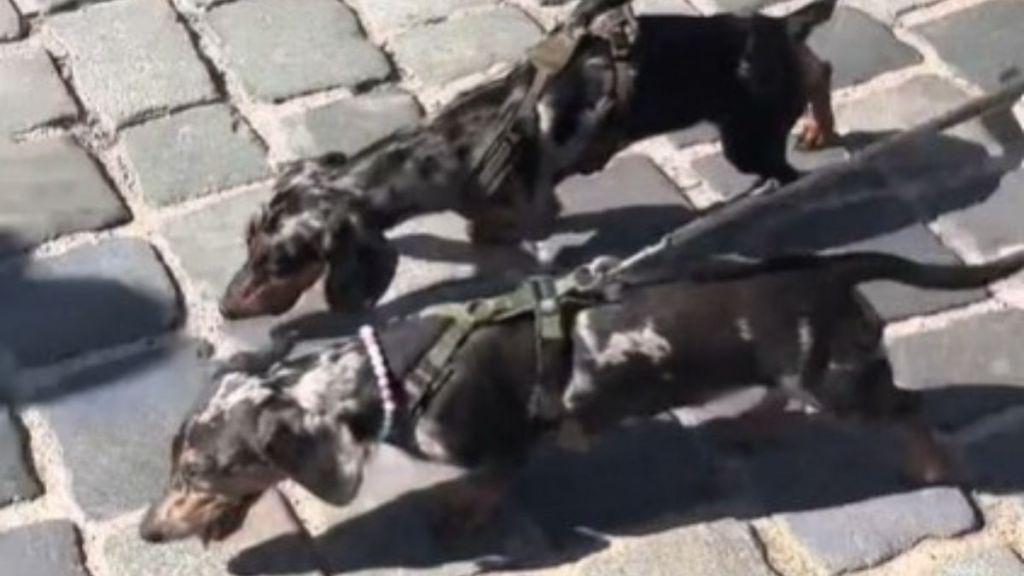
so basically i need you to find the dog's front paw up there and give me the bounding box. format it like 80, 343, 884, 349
796, 120, 840, 150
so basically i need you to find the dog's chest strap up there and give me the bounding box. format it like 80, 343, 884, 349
404, 275, 600, 426
469, 6, 638, 198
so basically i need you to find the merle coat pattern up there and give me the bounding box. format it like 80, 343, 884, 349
219, 0, 839, 319
140, 249, 1024, 543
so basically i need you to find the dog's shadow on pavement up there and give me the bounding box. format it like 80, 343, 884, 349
229, 384, 1024, 575
0, 232, 176, 404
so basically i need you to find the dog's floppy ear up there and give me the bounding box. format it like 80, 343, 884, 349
255, 401, 365, 505
322, 208, 399, 312
785, 0, 836, 42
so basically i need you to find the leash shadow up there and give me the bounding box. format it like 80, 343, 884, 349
672, 116, 1024, 260
228, 384, 1024, 575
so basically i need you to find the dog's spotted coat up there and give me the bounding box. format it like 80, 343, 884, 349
140, 249, 1024, 544
219, 0, 841, 320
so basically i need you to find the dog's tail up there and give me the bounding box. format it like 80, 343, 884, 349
837, 250, 1024, 290
785, 0, 838, 42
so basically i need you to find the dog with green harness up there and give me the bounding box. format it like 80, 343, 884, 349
139, 245, 1024, 544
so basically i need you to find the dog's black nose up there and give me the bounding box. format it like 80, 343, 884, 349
139, 524, 166, 543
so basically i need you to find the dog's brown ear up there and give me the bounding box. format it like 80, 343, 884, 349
256, 404, 365, 505
785, 0, 837, 42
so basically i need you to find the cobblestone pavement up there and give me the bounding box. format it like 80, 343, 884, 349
2, 0, 1024, 574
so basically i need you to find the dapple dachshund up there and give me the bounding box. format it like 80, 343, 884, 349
218, 0, 839, 319
140, 249, 1024, 544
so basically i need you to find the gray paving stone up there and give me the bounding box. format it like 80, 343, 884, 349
889, 309, 1024, 432
633, 0, 697, 15
700, 0, 783, 13
961, 413, 1024, 497
0, 49, 78, 136
162, 186, 272, 299
38, 341, 205, 518
848, 0, 943, 24
915, 0, 1024, 91
935, 547, 1024, 576
390, 7, 543, 86
349, 0, 494, 37
0, 521, 88, 576
281, 92, 421, 160
668, 121, 718, 149
0, 0, 23, 41
836, 75, 1005, 153
514, 417, 716, 540
542, 154, 694, 268
576, 520, 774, 576
737, 420, 910, 514
122, 104, 269, 207
778, 487, 978, 575
208, 0, 391, 102
808, 6, 921, 89
938, 168, 1024, 259
11, 0, 101, 15
0, 408, 40, 504
734, 198, 986, 320
834, 75, 1022, 219
106, 490, 321, 576
48, 0, 216, 127
0, 239, 180, 368
0, 138, 129, 256
692, 135, 849, 199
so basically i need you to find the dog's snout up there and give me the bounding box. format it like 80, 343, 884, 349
138, 522, 167, 543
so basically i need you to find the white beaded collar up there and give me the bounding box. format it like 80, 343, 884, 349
358, 325, 396, 441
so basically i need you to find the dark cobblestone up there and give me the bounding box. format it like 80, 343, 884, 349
0, 138, 129, 256
576, 520, 774, 576
691, 135, 848, 199
0, 0, 24, 42
280, 92, 421, 159
0, 521, 88, 576
937, 168, 1024, 258
888, 309, 1024, 432
778, 487, 978, 575
851, 0, 944, 24
961, 413, 1024, 497
514, 416, 715, 541
0, 408, 40, 505
0, 239, 180, 367
634, 0, 697, 15
208, 0, 391, 102
349, 0, 494, 37
48, 0, 217, 127
915, 0, 1024, 91
161, 186, 271, 299
390, 7, 542, 86
542, 154, 693, 268
38, 341, 205, 518
0, 49, 78, 136
700, 0, 783, 13
122, 104, 269, 206
808, 6, 921, 89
